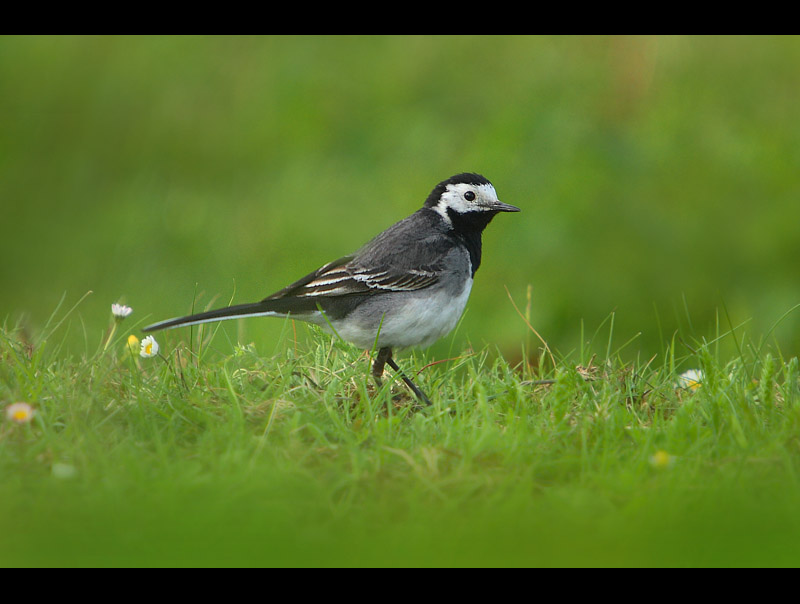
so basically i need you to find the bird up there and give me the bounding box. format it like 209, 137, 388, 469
142, 173, 520, 404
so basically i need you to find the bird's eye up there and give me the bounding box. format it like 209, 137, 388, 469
464, 191, 476, 201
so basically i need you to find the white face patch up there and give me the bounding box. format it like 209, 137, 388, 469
433, 183, 500, 225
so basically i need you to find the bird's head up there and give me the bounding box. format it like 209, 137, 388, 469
424, 173, 520, 226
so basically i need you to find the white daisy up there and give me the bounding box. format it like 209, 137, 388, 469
6, 402, 35, 424
112, 303, 133, 319
676, 369, 704, 390
140, 335, 159, 358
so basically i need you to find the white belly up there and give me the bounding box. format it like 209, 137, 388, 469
329, 277, 473, 350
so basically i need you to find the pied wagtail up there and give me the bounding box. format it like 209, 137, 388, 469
143, 173, 520, 404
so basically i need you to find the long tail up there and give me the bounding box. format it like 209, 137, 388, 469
142, 302, 287, 333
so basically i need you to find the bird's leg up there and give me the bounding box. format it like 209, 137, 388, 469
371, 347, 432, 406
386, 356, 433, 407
372, 347, 393, 384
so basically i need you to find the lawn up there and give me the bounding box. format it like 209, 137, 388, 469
2, 302, 800, 566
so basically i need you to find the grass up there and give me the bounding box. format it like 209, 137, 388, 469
2, 301, 800, 567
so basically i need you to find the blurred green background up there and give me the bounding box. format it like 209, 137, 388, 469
2, 35, 799, 360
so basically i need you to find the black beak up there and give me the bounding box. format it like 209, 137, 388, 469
492, 200, 521, 212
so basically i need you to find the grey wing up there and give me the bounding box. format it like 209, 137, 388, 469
264, 211, 452, 303
263, 256, 440, 302
349, 265, 440, 292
